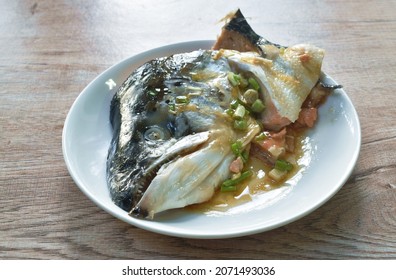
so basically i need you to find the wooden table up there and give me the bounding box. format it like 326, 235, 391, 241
1, 0, 395, 259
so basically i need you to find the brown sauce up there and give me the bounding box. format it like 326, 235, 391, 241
188, 128, 310, 214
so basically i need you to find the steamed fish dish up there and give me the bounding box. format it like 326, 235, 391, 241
107, 10, 336, 219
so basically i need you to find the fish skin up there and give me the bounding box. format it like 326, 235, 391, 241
213, 9, 284, 55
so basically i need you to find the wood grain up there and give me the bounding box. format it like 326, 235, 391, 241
1, 0, 395, 259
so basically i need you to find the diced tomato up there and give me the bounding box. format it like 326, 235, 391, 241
259, 128, 286, 150
229, 157, 244, 173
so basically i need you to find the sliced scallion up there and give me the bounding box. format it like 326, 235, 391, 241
241, 150, 249, 163
251, 99, 265, 113
231, 140, 243, 156
175, 96, 189, 104
225, 108, 234, 117
233, 119, 248, 130
222, 170, 253, 188
148, 90, 157, 97
227, 72, 240, 87
248, 77, 260, 91
275, 159, 293, 171
243, 89, 258, 105
239, 75, 248, 88
254, 132, 268, 141
230, 99, 239, 109
233, 104, 246, 120
168, 103, 176, 111
268, 168, 287, 181
221, 185, 237, 192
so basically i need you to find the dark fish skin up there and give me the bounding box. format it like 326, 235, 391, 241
108, 54, 189, 211
213, 9, 283, 55
224, 9, 274, 47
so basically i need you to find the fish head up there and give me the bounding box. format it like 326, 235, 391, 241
107, 50, 234, 211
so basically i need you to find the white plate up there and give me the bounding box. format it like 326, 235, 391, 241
62, 41, 361, 239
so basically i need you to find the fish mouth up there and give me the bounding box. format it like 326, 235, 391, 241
139, 131, 211, 189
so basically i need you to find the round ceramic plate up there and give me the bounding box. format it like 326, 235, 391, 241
62, 40, 361, 239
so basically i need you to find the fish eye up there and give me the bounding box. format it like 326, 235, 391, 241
144, 126, 170, 142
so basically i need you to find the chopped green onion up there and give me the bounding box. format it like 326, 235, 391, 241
243, 89, 258, 105
248, 77, 260, 91
148, 90, 157, 97
241, 150, 249, 163
168, 103, 176, 111
233, 104, 246, 120
231, 140, 249, 162
230, 99, 239, 109
239, 75, 248, 88
231, 141, 243, 156
255, 132, 268, 141
268, 168, 287, 181
222, 170, 253, 188
251, 99, 265, 113
275, 159, 293, 171
225, 108, 234, 116
233, 119, 248, 130
227, 72, 240, 87
269, 146, 285, 158
176, 96, 189, 104
221, 185, 237, 192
